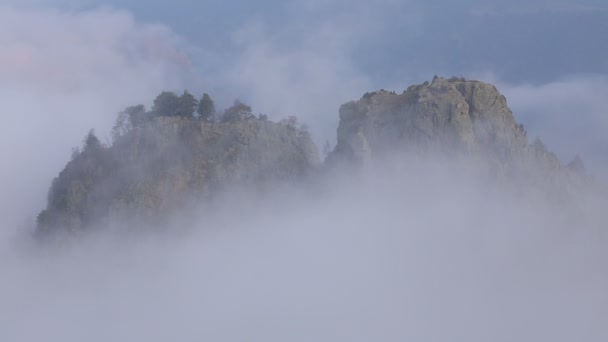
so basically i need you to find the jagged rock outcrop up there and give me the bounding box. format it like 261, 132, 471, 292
37, 117, 319, 233
37, 77, 600, 235
330, 77, 575, 175
332, 77, 527, 162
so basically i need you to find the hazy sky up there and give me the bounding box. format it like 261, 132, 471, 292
12, 0, 608, 83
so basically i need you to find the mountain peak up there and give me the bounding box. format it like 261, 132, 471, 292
334, 77, 529, 163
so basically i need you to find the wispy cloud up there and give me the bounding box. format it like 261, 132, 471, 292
0, 6, 191, 93
0, 6, 193, 234
205, 0, 416, 145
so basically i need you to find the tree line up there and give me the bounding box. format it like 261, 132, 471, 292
111, 90, 309, 142
149, 91, 216, 120
112, 91, 261, 141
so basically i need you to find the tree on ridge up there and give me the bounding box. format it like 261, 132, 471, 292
197, 93, 216, 122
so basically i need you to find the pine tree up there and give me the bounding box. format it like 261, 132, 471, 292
279, 116, 299, 132
83, 129, 101, 151
111, 105, 147, 142
221, 100, 253, 123
152, 91, 180, 116
126, 104, 147, 127
177, 90, 197, 117
197, 93, 216, 121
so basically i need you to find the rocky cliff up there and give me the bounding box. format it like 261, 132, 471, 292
37, 77, 596, 234
329, 77, 582, 183
37, 117, 319, 233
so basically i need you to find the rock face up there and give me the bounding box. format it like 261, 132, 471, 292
330, 77, 567, 174
37, 117, 319, 233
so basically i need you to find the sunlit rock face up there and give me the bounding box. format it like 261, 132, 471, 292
37, 117, 320, 233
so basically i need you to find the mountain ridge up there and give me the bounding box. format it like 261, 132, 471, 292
36, 77, 596, 234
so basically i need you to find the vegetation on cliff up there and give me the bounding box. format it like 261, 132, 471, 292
37, 91, 319, 233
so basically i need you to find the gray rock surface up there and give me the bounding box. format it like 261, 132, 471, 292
37, 117, 319, 233
332, 77, 567, 170
332, 77, 530, 162
328, 76, 597, 198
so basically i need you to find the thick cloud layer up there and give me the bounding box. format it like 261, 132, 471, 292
2, 158, 607, 341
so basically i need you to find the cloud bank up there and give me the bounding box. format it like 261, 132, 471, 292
3, 157, 608, 341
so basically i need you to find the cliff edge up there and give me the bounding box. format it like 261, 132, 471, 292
329, 77, 582, 180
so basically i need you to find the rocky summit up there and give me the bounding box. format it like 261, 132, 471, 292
329, 77, 584, 181
334, 77, 528, 162
36, 77, 596, 234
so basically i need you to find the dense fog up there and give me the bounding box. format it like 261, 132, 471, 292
2, 155, 607, 341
